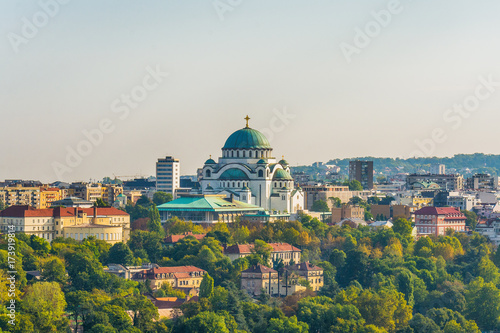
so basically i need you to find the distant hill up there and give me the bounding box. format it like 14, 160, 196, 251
292, 153, 500, 176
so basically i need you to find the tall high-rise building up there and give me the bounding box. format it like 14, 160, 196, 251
349, 160, 373, 190
156, 156, 180, 195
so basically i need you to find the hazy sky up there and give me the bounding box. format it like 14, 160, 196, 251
1, 0, 500, 182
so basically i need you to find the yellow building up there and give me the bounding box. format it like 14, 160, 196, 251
39, 187, 63, 209
0, 205, 130, 243
412, 196, 433, 209
0, 185, 40, 208
132, 266, 206, 291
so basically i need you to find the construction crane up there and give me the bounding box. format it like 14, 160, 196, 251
112, 174, 145, 181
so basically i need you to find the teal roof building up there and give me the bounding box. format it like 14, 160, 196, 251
158, 194, 264, 223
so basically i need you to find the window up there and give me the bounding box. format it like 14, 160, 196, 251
258, 170, 264, 177
205, 169, 211, 177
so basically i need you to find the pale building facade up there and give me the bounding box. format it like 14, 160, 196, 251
199, 117, 304, 213
0, 205, 130, 243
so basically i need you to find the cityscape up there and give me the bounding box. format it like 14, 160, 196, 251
3, 1, 500, 333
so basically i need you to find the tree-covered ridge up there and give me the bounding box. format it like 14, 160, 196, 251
292, 153, 500, 176
2, 213, 500, 332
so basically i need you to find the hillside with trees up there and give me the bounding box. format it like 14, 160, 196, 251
2, 211, 500, 332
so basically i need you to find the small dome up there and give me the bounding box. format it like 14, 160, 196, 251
257, 159, 267, 165
272, 169, 293, 180
206, 184, 214, 190
223, 127, 271, 150
279, 159, 289, 166
205, 158, 216, 165
219, 168, 250, 180
242, 186, 250, 191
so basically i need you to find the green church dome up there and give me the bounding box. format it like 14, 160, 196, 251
205, 158, 216, 165
223, 127, 271, 150
272, 169, 293, 180
257, 159, 267, 164
219, 168, 250, 180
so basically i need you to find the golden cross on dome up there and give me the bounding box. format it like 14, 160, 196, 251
244, 115, 250, 128
209, 154, 212, 159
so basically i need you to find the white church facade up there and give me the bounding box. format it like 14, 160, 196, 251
199, 116, 304, 213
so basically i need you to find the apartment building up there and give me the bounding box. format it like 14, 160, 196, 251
331, 205, 365, 223
302, 185, 352, 210
156, 156, 180, 196
349, 160, 374, 190
414, 206, 466, 237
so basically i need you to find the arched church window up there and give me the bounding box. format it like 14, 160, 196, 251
237, 182, 240, 187
206, 170, 211, 177
258, 170, 264, 177
249, 151, 253, 158
232, 182, 235, 187
237, 151, 240, 157
280, 182, 282, 187
243, 151, 246, 157
231, 151, 234, 157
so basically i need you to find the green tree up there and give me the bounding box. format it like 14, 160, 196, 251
22, 282, 68, 332
184, 311, 230, 333
153, 191, 173, 205
409, 314, 441, 333
65, 251, 107, 291
251, 240, 273, 266
136, 195, 153, 207
393, 218, 413, 238
462, 210, 478, 230
0, 199, 5, 210
348, 180, 363, 191
466, 277, 500, 330
30, 234, 51, 256
311, 200, 330, 212
328, 197, 342, 208
200, 273, 215, 299
41, 257, 68, 284
95, 198, 108, 207
147, 204, 164, 235
267, 316, 309, 333
108, 242, 134, 266
127, 294, 159, 331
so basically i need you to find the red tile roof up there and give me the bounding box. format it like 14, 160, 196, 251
151, 266, 205, 274
287, 261, 323, 272
242, 263, 277, 274
164, 232, 206, 244
414, 206, 465, 217
0, 205, 128, 218
224, 242, 301, 254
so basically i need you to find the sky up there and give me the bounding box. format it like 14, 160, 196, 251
1, 0, 500, 183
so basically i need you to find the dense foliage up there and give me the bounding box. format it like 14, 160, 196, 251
1, 212, 500, 332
